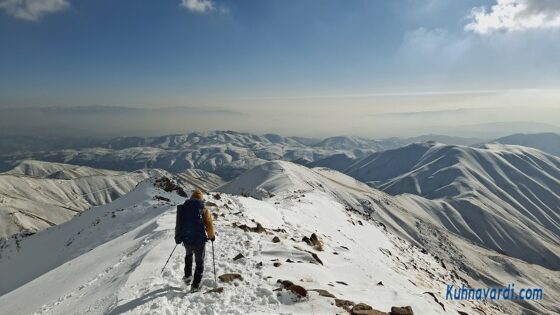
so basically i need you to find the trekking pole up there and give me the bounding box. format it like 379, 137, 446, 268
161, 244, 178, 275
212, 241, 217, 287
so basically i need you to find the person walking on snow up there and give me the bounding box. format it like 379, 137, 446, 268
175, 190, 215, 292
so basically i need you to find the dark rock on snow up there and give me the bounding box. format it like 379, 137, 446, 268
205, 287, 224, 294
218, 273, 243, 283
309, 289, 336, 298
390, 306, 414, 315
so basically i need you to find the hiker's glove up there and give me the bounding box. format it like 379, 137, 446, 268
174, 235, 182, 244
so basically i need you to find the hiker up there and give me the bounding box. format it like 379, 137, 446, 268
175, 190, 215, 292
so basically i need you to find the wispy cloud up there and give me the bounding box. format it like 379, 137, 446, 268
0, 0, 68, 21
466, 0, 560, 34
180, 0, 215, 13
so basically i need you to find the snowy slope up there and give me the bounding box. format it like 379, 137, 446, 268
343, 143, 560, 270
491, 132, 560, 156
0, 172, 504, 315
219, 161, 560, 314
0, 161, 153, 239
5, 160, 123, 179
174, 169, 225, 192
0, 162, 225, 240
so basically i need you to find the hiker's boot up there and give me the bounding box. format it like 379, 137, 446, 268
183, 276, 192, 285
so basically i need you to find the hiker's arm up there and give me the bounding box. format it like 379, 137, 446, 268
174, 206, 182, 244
203, 208, 215, 240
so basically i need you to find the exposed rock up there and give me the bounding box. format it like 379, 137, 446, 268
390, 306, 414, 315
302, 233, 323, 251
286, 258, 294, 263
233, 253, 244, 261
154, 177, 187, 197
457, 311, 469, 315
423, 292, 445, 311
336, 281, 348, 286
213, 193, 221, 200
205, 287, 224, 294
218, 273, 243, 283
379, 248, 392, 256
206, 201, 218, 207
273, 262, 282, 267
272, 236, 281, 243
235, 222, 266, 233
353, 310, 387, 315
277, 279, 294, 288
256, 261, 263, 268
376, 281, 383, 286
153, 195, 170, 202
277, 279, 307, 297
351, 303, 373, 315
304, 250, 324, 265
309, 289, 336, 298
287, 284, 307, 297
335, 299, 355, 312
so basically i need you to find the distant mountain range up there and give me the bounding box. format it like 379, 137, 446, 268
491, 132, 560, 156
342, 143, 560, 269
0, 131, 488, 178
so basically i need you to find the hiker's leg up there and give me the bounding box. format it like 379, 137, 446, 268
192, 244, 206, 288
184, 244, 194, 278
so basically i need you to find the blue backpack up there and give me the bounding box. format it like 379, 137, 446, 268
177, 199, 207, 245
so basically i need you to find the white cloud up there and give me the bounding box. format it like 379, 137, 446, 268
0, 0, 68, 21
466, 0, 560, 34
181, 0, 215, 13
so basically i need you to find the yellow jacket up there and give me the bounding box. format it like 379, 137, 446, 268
202, 207, 215, 239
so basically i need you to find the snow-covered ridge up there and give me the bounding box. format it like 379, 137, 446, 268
0, 172, 504, 315
342, 142, 560, 270
4, 160, 124, 179
490, 132, 560, 156
0, 161, 154, 239
217, 160, 560, 314
0, 161, 226, 240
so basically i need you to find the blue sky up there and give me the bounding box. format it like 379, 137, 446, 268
0, 0, 559, 137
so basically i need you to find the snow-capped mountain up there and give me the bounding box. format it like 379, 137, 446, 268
219, 161, 560, 314
0, 161, 152, 240
0, 131, 486, 180
0, 161, 225, 240
0, 131, 362, 180
490, 132, 560, 156
343, 143, 560, 270
0, 170, 508, 315
175, 169, 225, 192
5, 160, 124, 179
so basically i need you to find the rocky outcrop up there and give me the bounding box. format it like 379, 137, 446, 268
390, 306, 414, 315
277, 280, 308, 298
302, 233, 323, 251
218, 273, 243, 283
